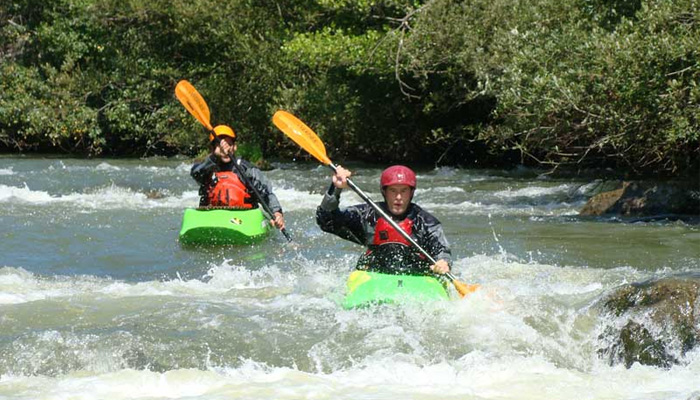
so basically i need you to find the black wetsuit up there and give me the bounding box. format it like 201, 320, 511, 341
316, 184, 452, 275
190, 155, 283, 213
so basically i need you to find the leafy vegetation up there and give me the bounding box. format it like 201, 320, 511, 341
1, 0, 697, 176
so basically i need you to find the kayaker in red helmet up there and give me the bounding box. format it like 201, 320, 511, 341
191, 125, 285, 230
316, 165, 451, 276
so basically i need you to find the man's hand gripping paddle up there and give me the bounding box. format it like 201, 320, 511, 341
175, 80, 292, 242
272, 110, 479, 297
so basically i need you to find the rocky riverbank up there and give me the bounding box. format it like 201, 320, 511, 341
580, 180, 699, 220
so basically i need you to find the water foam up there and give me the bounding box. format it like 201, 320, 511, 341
1, 354, 697, 400
0, 183, 198, 210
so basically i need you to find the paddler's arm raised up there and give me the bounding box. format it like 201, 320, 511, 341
318, 165, 351, 210
316, 166, 367, 245
331, 165, 352, 189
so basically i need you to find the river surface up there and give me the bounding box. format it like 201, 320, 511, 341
1, 156, 698, 399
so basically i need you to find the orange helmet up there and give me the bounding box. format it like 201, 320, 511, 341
209, 125, 236, 142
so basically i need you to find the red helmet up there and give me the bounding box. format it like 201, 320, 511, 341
380, 165, 416, 189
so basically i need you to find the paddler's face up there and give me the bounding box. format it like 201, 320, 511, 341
383, 184, 412, 216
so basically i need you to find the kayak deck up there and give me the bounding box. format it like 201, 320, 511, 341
342, 270, 450, 309
178, 208, 271, 246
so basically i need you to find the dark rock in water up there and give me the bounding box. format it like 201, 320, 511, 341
580, 180, 700, 217
579, 179, 626, 198
579, 183, 626, 215
597, 277, 700, 368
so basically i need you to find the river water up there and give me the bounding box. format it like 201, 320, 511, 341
1, 156, 698, 399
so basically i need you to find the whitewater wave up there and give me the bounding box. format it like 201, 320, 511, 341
493, 183, 576, 199
0, 183, 198, 209
0, 183, 329, 212
0, 336, 697, 400
0, 252, 642, 307
419, 199, 582, 216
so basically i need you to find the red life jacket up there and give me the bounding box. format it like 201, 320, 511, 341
206, 171, 253, 208
359, 216, 428, 273
372, 217, 413, 246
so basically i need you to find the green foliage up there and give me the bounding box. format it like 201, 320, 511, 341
582, 0, 643, 30
474, 0, 700, 174
282, 28, 387, 72
398, 0, 698, 175
236, 142, 265, 166
0, 0, 697, 176
0, 63, 102, 152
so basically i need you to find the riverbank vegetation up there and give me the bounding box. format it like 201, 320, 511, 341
1, 0, 698, 177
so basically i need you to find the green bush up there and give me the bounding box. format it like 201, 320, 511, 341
399, 0, 699, 174
0, 0, 697, 176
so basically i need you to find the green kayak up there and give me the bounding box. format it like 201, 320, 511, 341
342, 270, 450, 309
178, 208, 271, 246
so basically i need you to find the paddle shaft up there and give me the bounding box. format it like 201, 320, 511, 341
328, 163, 459, 283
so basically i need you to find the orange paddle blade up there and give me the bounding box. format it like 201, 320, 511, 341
272, 111, 332, 165
175, 80, 213, 131
452, 280, 480, 298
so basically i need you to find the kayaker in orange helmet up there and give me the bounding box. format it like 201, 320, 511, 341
316, 165, 451, 276
190, 125, 285, 230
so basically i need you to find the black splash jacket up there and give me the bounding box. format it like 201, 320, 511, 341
190, 155, 283, 213
316, 184, 452, 274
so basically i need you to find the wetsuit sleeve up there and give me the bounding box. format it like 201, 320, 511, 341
316, 184, 368, 245
190, 154, 217, 185
319, 183, 341, 211
416, 209, 453, 267
426, 223, 452, 266
239, 160, 283, 214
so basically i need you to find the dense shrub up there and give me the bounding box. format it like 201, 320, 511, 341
396, 0, 699, 174
0, 0, 697, 176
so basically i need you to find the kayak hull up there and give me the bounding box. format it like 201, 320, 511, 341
178, 208, 271, 246
342, 270, 449, 309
